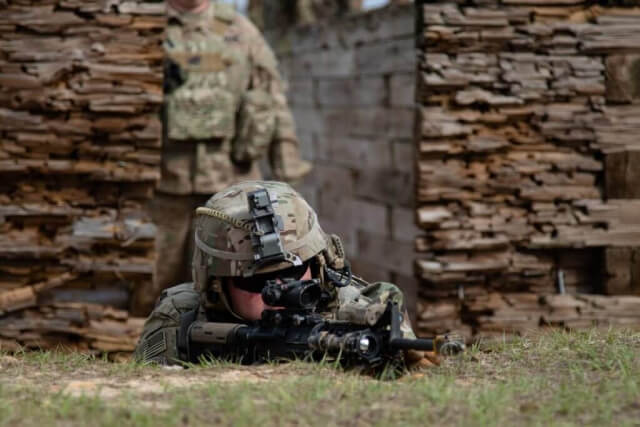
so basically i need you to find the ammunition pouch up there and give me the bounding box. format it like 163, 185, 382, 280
163, 26, 247, 142
232, 89, 277, 163
166, 77, 237, 141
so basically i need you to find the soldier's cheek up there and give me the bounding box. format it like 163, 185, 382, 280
228, 285, 267, 321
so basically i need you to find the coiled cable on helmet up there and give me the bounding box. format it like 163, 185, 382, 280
195, 207, 262, 235
332, 234, 346, 260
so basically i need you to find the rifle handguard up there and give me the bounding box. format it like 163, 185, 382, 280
189, 321, 247, 346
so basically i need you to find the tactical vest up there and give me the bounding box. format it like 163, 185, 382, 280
164, 3, 250, 142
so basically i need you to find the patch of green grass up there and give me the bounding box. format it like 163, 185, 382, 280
1, 328, 639, 426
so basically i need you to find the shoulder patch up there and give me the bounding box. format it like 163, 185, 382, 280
140, 329, 167, 363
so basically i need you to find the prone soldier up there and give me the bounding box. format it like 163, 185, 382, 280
135, 181, 459, 370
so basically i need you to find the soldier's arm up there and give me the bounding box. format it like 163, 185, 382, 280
135, 283, 201, 365
241, 16, 311, 182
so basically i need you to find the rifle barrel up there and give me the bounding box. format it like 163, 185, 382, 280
389, 337, 434, 352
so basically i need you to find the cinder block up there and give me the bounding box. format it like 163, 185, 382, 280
318, 192, 389, 236
267, 23, 339, 56
311, 163, 356, 204
276, 56, 294, 82
355, 37, 416, 75
391, 207, 421, 243
358, 230, 415, 276
292, 107, 324, 135
317, 77, 386, 107
318, 216, 358, 257
390, 72, 416, 108
326, 136, 392, 170
353, 199, 389, 236
349, 109, 393, 137
267, 3, 414, 53
297, 131, 315, 162
314, 134, 330, 161
388, 107, 415, 139
321, 108, 388, 137
392, 140, 414, 172
290, 48, 356, 78
287, 79, 315, 107
320, 107, 413, 138
296, 181, 318, 212
338, 5, 415, 48
354, 168, 414, 207
350, 257, 393, 283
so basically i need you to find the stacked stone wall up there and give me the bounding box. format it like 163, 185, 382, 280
416, 0, 640, 339
267, 5, 420, 316
0, 0, 163, 353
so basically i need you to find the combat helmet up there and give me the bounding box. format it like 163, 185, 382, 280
192, 181, 349, 317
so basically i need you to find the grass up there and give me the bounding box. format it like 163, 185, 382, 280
0, 328, 639, 426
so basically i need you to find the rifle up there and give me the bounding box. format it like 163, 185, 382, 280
183, 278, 464, 368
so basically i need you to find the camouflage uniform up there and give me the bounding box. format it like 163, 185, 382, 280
135, 181, 417, 365
141, 2, 311, 313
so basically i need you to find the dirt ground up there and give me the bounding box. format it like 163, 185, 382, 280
0, 354, 297, 410
1, 329, 639, 426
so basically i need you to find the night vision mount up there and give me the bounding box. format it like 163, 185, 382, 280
245, 189, 302, 276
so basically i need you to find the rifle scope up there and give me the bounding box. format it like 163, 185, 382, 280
262, 279, 321, 310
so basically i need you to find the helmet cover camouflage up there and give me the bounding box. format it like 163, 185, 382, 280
192, 181, 328, 293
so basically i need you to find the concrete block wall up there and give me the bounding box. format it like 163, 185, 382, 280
266, 4, 420, 316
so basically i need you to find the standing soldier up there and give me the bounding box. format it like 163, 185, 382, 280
138, 0, 311, 314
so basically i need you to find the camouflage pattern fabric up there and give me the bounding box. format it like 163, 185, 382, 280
335, 280, 417, 339
134, 278, 417, 364
135, 283, 202, 364
192, 181, 327, 280
160, 1, 310, 195
193, 180, 339, 318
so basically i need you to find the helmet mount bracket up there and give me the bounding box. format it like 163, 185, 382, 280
244, 189, 302, 277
